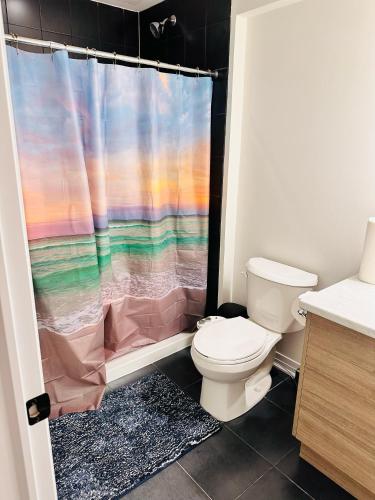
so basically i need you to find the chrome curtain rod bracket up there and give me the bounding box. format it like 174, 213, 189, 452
3, 34, 219, 78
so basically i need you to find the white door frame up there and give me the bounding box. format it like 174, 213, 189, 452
0, 12, 57, 500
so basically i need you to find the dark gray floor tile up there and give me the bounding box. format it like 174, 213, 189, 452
277, 448, 355, 500
183, 379, 202, 403
155, 347, 201, 388
178, 427, 271, 500
227, 399, 298, 465
108, 364, 159, 391
123, 462, 209, 499
266, 378, 298, 415
238, 467, 310, 499
270, 366, 289, 389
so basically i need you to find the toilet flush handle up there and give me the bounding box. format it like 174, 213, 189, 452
297, 309, 307, 318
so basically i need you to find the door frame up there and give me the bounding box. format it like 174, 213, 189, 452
0, 13, 57, 500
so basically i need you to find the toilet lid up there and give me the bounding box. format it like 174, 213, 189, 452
193, 316, 268, 363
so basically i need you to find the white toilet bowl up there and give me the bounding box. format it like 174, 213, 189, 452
191, 258, 318, 422
191, 316, 281, 421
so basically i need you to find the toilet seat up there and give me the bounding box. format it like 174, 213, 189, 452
193, 316, 270, 365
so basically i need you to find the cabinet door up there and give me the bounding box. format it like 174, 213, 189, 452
293, 314, 375, 494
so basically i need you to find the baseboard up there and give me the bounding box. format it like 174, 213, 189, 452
106, 332, 194, 383
274, 351, 300, 378
106, 334, 301, 384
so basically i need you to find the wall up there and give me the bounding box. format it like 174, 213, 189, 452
140, 0, 231, 314
1, 0, 139, 56
221, 0, 375, 366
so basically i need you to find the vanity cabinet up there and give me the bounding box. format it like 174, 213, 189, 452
293, 313, 375, 499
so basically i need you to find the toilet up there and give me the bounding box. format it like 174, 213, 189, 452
191, 257, 318, 422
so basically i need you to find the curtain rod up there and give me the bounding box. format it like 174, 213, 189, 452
4, 34, 218, 78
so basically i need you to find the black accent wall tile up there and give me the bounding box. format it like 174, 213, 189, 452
7, 0, 41, 29
207, 0, 231, 25
211, 113, 226, 157
124, 10, 138, 48
185, 26, 205, 69
8, 23, 42, 51
182, 0, 207, 31
99, 39, 125, 57
71, 36, 100, 59
206, 19, 229, 69
167, 34, 184, 65
42, 30, 72, 46
98, 3, 124, 46
125, 44, 139, 58
40, 0, 71, 35
70, 0, 98, 40
210, 156, 224, 197
212, 72, 228, 115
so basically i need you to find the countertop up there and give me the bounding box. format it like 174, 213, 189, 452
299, 276, 375, 339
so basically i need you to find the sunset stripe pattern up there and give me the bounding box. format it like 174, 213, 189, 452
8, 47, 212, 417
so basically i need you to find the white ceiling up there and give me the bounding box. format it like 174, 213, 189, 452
94, 0, 164, 12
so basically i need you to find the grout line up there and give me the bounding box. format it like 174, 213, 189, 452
183, 377, 202, 391
275, 468, 315, 499
137, 10, 140, 58
264, 396, 295, 417
224, 425, 275, 468
272, 446, 297, 467
266, 377, 289, 394
176, 462, 213, 499
234, 467, 274, 500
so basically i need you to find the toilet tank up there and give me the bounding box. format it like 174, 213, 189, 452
246, 258, 318, 333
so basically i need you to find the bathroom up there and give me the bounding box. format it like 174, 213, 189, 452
0, 0, 374, 499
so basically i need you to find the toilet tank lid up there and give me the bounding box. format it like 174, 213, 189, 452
246, 258, 318, 287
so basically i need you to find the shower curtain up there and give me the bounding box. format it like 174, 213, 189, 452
7, 47, 212, 417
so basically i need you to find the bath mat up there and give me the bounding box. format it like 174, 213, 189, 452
49, 371, 221, 499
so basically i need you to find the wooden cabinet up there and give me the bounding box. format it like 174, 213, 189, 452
293, 314, 375, 499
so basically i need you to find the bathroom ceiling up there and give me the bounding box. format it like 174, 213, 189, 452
94, 0, 163, 11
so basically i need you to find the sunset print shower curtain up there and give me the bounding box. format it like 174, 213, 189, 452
7, 47, 212, 417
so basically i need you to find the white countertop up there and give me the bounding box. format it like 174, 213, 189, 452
299, 276, 375, 339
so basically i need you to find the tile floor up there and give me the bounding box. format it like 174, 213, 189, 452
107, 348, 354, 500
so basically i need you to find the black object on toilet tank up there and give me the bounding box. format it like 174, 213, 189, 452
217, 302, 248, 319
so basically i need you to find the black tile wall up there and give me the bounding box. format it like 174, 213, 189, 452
7, 0, 40, 29
2, 0, 139, 56
40, 0, 71, 34
140, 0, 231, 314
2, 0, 230, 315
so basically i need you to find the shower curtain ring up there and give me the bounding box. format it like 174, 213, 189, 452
50, 42, 54, 60
86, 47, 89, 63
196, 67, 200, 78
176, 63, 181, 78
12, 33, 19, 55
156, 60, 160, 72
137, 56, 141, 69
113, 52, 117, 69
92, 48, 97, 60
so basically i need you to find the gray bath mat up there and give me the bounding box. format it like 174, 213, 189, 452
50, 371, 221, 499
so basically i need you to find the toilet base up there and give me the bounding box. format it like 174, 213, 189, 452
200, 372, 272, 422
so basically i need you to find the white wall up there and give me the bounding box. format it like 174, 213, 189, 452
221, 0, 375, 365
